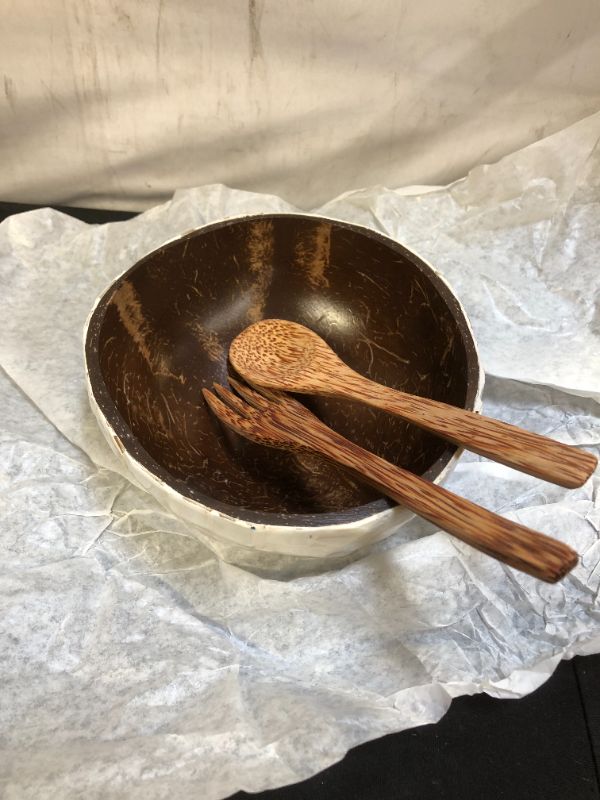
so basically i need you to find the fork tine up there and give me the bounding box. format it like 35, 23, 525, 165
230, 376, 325, 425
239, 378, 286, 403
228, 372, 294, 407
203, 386, 290, 450
228, 377, 272, 410
245, 378, 323, 420
202, 388, 252, 435
212, 383, 251, 417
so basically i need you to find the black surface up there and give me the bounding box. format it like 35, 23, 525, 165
575, 656, 600, 780
0, 199, 136, 225
230, 656, 600, 800
2, 200, 598, 799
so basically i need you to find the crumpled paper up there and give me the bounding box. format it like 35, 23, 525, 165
1, 112, 600, 799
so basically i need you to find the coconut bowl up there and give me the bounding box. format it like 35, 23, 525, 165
84, 214, 482, 559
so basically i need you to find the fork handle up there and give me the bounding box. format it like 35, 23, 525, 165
300, 424, 577, 582
334, 372, 597, 489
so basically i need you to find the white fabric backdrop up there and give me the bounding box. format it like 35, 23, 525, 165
1, 115, 599, 799
2, 0, 600, 210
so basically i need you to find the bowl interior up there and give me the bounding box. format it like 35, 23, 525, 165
86, 214, 479, 525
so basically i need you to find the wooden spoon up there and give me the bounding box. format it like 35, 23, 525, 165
229, 319, 597, 489
203, 380, 578, 583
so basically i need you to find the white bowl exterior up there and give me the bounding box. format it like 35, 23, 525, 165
84, 213, 484, 560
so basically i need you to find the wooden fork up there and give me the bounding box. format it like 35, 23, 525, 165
202, 380, 578, 583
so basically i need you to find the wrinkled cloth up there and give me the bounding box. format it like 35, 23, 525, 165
3, 1, 600, 212
1, 112, 600, 799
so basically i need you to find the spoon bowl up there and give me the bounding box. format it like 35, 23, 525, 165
230, 318, 344, 393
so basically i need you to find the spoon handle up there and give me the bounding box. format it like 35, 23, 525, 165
300, 422, 577, 583
337, 374, 597, 489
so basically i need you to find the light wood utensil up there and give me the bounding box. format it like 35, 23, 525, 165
203, 380, 578, 583
229, 319, 597, 489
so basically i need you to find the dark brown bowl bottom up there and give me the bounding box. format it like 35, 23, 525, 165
85, 214, 480, 526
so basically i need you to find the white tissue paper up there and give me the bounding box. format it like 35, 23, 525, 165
1, 112, 600, 799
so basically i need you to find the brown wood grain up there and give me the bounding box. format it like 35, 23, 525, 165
204, 382, 578, 583
230, 319, 597, 489
337, 375, 597, 490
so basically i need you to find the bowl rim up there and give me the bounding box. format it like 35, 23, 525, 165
84, 211, 484, 530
